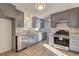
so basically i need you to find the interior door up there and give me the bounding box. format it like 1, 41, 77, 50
0, 18, 12, 53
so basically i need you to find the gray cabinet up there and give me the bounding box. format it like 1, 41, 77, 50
51, 14, 57, 28
15, 9, 24, 27
51, 7, 79, 28
0, 8, 2, 17
42, 32, 47, 40
27, 34, 39, 46
69, 8, 79, 28
32, 17, 45, 29
53, 11, 69, 21
40, 19, 45, 29
60, 12, 69, 20
70, 35, 79, 52
32, 17, 39, 28
0, 3, 16, 18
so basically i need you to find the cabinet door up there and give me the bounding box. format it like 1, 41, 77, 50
69, 8, 79, 28
0, 3, 15, 18
59, 11, 69, 21
32, 18, 38, 28
0, 4, 6, 17
32, 19, 35, 28
32, 17, 41, 28
8, 4, 16, 18
55, 11, 69, 21
2, 4, 11, 18
16, 9, 24, 27
70, 36, 79, 52
51, 15, 57, 28
42, 32, 47, 40
40, 19, 45, 29
0, 8, 2, 17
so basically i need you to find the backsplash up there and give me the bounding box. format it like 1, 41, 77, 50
51, 22, 79, 35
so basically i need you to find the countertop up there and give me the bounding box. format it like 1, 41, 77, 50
16, 30, 39, 36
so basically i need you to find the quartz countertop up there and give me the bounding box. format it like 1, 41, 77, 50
16, 30, 39, 36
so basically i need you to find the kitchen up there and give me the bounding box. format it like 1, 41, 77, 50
0, 3, 79, 56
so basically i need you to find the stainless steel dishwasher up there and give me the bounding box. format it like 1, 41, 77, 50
16, 34, 39, 52
16, 36, 28, 51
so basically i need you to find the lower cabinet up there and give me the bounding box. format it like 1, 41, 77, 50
48, 33, 54, 46
70, 35, 79, 52
27, 35, 39, 46
42, 32, 47, 40
16, 34, 39, 51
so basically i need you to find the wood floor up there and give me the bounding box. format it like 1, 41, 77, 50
0, 40, 79, 56
0, 40, 56, 56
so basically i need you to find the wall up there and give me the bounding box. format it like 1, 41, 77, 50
0, 18, 12, 53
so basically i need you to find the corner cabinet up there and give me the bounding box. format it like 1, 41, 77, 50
15, 9, 24, 27
0, 3, 16, 18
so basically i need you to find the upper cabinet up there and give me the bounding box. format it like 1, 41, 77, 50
0, 3, 24, 27
15, 9, 24, 27
32, 17, 45, 29
32, 17, 40, 28
51, 7, 79, 28
51, 14, 57, 28
69, 8, 79, 28
40, 19, 45, 29
51, 10, 70, 22
0, 3, 16, 18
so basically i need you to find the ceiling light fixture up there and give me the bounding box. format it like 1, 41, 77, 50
35, 3, 46, 10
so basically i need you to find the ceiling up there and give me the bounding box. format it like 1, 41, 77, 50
12, 3, 79, 19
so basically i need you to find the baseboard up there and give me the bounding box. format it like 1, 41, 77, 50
0, 49, 12, 55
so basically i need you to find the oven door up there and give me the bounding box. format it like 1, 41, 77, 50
54, 37, 69, 47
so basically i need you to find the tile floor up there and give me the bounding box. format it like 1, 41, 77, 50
0, 40, 79, 56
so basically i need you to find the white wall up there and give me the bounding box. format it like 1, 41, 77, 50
0, 18, 12, 53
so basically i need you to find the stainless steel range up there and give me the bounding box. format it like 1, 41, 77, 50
54, 30, 69, 47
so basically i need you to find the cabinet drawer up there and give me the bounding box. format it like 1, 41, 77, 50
70, 45, 79, 52
70, 42, 79, 47
70, 40, 79, 45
